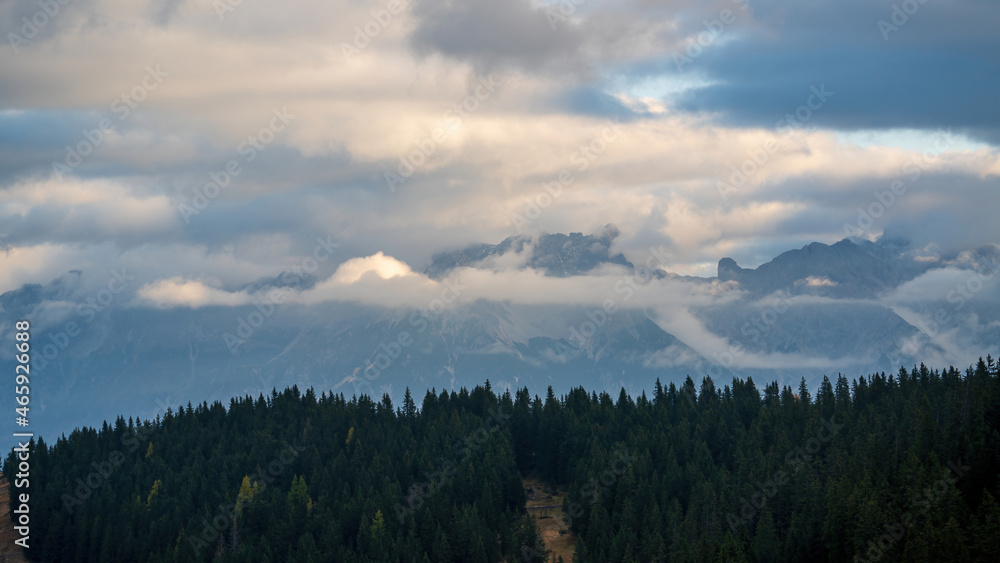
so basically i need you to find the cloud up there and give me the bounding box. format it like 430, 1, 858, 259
0, 177, 175, 244
666, 0, 1000, 144
0, 0, 995, 325
410, 0, 578, 66
800, 276, 837, 287
120, 246, 742, 312
882, 261, 999, 306
648, 304, 858, 372
138, 277, 252, 308
329, 251, 418, 284
148, 0, 185, 26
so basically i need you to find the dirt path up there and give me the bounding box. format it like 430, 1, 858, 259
0, 476, 29, 562
522, 477, 576, 562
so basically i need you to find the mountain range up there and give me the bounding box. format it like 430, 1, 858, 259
2, 228, 998, 443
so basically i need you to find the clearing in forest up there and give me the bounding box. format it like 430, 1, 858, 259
522, 476, 576, 563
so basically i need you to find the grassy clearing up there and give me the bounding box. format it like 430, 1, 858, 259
522, 476, 576, 562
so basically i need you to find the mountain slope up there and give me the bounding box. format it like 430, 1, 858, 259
2, 233, 996, 442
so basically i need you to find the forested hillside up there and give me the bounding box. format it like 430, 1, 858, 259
7, 358, 1000, 562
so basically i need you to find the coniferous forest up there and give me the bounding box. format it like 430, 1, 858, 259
6, 358, 1000, 562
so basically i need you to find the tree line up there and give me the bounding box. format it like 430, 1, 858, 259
6, 357, 1000, 562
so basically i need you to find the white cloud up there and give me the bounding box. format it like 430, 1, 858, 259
883, 265, 999, 305
138, 278, 251, 308
0, 0, 997, 317
799, 276, 837, 287
330, 252, 417, 284
0, 177, 176, 239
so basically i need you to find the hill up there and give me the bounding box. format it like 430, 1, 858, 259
5, 358, 1000, 561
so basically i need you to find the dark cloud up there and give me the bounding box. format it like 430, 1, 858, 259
0, 0, 98, 49
673, 47, 1000, 140
0, 109, 226, 186
0, 110, 104, 181
0, 0, 996, 306
408, 0, 585, 72
664, 0, 1000, 143
148, 0, 185, 26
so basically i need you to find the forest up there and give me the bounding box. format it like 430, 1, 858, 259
5, 357, 1000, 562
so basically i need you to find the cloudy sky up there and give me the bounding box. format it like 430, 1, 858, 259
2, 0, 999, 301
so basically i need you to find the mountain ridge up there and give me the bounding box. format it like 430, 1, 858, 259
2, 232, 996, 443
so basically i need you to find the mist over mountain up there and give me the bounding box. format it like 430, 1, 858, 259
2, 230, 997, 444
4, 0, 1000, 558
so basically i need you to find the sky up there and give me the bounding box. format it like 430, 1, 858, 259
1, 0, 999, 304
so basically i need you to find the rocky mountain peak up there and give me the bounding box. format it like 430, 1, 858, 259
425, 224, 630, 279
718, 257, 742, 282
